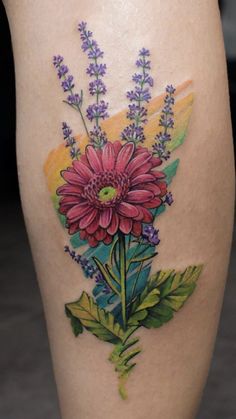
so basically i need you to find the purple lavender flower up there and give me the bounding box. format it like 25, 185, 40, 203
86, 101, 109, 122
95, 271, 111, 294
121, 124, 145, 143
122, 48, 153, 145
61, 75, 74, 92
57, 64, 69, 78
53, 55, 63, 67
86, 63, 107, 77
67, 93, 82, 107
61, 122, 80, 159
153, 84, 176, 160
89, 79, 106, 96
142, 225, 160, 246
165, 192, 174, 206
78, 21, 108, 133
89, 125, 108, 148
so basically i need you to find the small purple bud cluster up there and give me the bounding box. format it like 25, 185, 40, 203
122, 48, 153, 145
142, 225, 160, 247
64, 245, 111, 293
153, 84, 176, 160
89, 125, 108, 149
78, 21, 109, 143
164, 192, 174, 206
53, 55, 83, 108
62, 122, 80, 159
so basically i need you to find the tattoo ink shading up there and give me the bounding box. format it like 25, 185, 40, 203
45, 21, 203, 399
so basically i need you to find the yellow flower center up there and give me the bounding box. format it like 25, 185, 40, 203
98, 186, 117, 202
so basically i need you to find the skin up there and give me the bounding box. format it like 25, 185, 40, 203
3, 0, 235, 418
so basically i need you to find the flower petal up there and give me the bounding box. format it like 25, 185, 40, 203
86, 145, 103, 173
119, 217, 132, 234
95, 228, 107, 241
131, 221, 142, 237
88, 236, 98, 247
79, 208, 98, 229
67, 202, 92, 222
152, 170, 166, 179
131, 174, 155, 186
61, 170, 85, 186
103, 235, 113, 245
57, 184, 83, 196
117, 202, 139, 218
126, 190, 154, 203
135, 206, 153, 223
68, 222, 80, 235
86, 213, 100, 234
126, 152, 151, 175
107, 213, 119, 235
150, 156, 162, 167
99, 207, 113, 229
139, 183, 161, 196
102, 142, 115, 171
73, 160, 93, 181
129, 163, 152, 178
143, 197, 162, 208
116, 142, 134, 172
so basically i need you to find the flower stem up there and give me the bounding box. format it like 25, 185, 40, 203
118, 232, 127, 330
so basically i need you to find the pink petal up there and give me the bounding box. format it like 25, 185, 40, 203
139, 183, 161, 196
88, 236, 98, 247
107, 213, 119, 235
131, 221, 142, 237
99, 208, 113, 229
131, 174, 155, 186
86, 145, 103, 173
102, 142, 115, 171
79, 208, 98, 229
68, 222, 80, 235
143, 197, 162, 208
60, 196, 83, 206
158, 181, 167, 196
86, 214, 100, 234
67, 202, 92, 222
73, 160, 93, 181
103, 235, 113, 245
62, 170, 85, 186
136, 206, 153, 223
119, 217, 132, 234
95, 228, 107, 241
57, 184, 83, 196
126, 190, 154, 203
129, 163, 152, 178
126, 153, 151, 176
113, 141, 122, 156
117, 202, 139, 218
116, 142, 134, 172
152, 170, 166, 179
150, 156, 162, 167
80, 230, 88, 240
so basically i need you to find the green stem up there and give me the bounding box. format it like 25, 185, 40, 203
119, 232, 127, 330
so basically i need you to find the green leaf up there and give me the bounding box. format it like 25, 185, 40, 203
65, 291, 124, 344
65, 307, 83, 337
129, 265, 203, 329
163, 159, 180, 185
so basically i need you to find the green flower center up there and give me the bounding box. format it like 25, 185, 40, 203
98, 186, 117, 202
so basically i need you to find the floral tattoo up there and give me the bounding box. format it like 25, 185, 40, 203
44, 21, 203, 399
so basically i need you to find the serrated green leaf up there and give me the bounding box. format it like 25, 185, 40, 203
131, 265, 203, 329
65, 291, 124, 344
65, 307, 83, 337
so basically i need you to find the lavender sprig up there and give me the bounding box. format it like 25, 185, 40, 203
62, 122, 81, 159
53, 55, 90, 139
78, 22, 109, 148
153, 84, 176, 160
141, 225, 160, 247
121, 48, 153, 145
64, 245, 111, 294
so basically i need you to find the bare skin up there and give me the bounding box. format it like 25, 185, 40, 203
3, 1, 235, 418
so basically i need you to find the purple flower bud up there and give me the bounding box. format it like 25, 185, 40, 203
57, 64, 69, 79
89, 79, 106, 96
67, 93, 82, 107
139, 48, 150, 57
165, 192, 174, 206
53, 55, 64, 67
142, 225, 160, 246
89, 125, 108, 148
61, 75, 74, 92
86, 101, 109, 122
86, 63, 107, 77
166, 84, 176, 94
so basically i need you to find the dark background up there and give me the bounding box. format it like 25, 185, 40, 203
0, 1, 235, 418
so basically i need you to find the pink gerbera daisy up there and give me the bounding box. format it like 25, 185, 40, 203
57, 141, 167, 247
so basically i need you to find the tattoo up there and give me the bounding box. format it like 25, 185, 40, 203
44, 21, 203, 399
